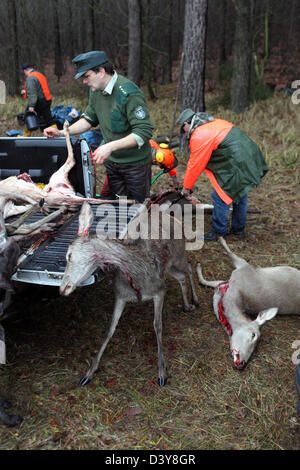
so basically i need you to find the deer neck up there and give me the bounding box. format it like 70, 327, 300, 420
217, 281, 250, 337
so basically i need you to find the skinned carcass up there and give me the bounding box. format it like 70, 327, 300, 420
0, 121, 133, 214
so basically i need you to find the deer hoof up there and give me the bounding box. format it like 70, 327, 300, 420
2, 413, 23, 427
158, 377, 167, 387
80, 376, 91, 386
183, 304, 196, 312
1, 399, 12, 409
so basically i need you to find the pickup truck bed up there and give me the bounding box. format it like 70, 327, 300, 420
12, 202, 142, 287
0, 137, 142, 292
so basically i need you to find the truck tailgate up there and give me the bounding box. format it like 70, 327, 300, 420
12, 202, 143, 287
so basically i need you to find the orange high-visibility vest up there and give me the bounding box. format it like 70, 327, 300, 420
183, 119, 234, 205
24, 71, 52, 101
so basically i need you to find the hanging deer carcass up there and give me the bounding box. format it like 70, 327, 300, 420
60, 201, 200, 386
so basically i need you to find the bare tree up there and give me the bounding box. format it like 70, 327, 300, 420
7, 0, 20, 96
181, 0, 208, 112
161, 0, 173, 84
128, 0, 142, 85
87, 0, 96, 50
230, 0, 252, 113
53, 0, 65, 82
142, 0, 156, 100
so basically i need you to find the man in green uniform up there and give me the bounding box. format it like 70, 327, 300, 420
44, 51, 154, 203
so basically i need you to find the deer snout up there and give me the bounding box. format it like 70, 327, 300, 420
234, 360, 246, 370
59, 279, 75, 296
232, 350, 246, 370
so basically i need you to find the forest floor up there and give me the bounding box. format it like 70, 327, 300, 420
0, 73, 299, 451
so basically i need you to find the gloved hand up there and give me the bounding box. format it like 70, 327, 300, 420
171, 175, 179, 189
182, 187, 192, 197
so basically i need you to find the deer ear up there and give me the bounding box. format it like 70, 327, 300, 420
77, 202, 93, 237
256, 307, 278, 326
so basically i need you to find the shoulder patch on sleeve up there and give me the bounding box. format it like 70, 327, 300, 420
134, 106, 146, 119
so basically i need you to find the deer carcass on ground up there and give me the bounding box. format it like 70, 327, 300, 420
197, 237, 300, 369
60, 201, 199, 386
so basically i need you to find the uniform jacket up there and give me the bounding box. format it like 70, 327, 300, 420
83, 74, 153, 166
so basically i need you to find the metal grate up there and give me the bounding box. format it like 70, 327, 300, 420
12, 202, 143, 286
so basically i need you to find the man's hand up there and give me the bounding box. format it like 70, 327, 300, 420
171, 175, 180, 189
91, 134, 138, 165
28, 107, 35, 113
43, 126, 61, 138
91, 142, 114, 165
182, 187, 192, 197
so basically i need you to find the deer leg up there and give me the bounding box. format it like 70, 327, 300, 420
187, 262, 200, 307
80, 297, 127, 386
5, 199, 45, 235
153, 290, 166, 386
62, 120, 76, 174
168, 266, 195, 312
9, 206, 66, 236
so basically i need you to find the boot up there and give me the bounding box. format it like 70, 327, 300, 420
24, 126, 32, 137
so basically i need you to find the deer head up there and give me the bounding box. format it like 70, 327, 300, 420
229, 308, 278, 369
60, 202, 95, 296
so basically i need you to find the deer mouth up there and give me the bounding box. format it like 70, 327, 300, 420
60, 281, 75, 296
235, 361, 246, 370
232, 351, 246, 370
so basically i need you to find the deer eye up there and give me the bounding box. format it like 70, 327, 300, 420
67, 252, 72, 262
251, 333, 256, 340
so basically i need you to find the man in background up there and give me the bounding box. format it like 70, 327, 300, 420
21, 62, 54, 133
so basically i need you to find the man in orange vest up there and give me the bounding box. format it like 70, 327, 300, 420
178, 109, 268, 241
21, 62, 54, 131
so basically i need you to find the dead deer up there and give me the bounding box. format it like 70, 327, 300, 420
60, 201, 199, 386
197, 237, 300, 369
0, 121, 133, 210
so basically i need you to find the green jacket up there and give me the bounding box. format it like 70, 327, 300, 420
25, 71, 48, 107
83, 74, 154, 165
206, 126, 269, 203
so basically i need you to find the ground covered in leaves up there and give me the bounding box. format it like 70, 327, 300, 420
0, 88, 299, 450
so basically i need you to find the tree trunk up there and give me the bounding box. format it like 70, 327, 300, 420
53, 0, 64, 82
142, 0, 156, 100
87, 0, 96, 50
230, 0, 252, 113
162, 0, 173, 84
8, 0, 20, 96
128, 0, 142, 85
219, 0, 227, 65
181, 0, 208, 112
